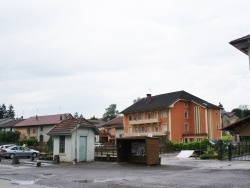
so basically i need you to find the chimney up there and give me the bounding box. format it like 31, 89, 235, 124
36, 115, 38, 120
60, 115, 63, 121
146, 94, 152, 102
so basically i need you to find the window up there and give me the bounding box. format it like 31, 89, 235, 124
196, 138, 202, 142
59, 136, 65, 153
179, 138, 183, 143
40, 126, 43, 131
185, 102, 188, 108
185, 124, 189, 132
154, 111, 158, 119
128, 115, 132, 121
184, 138, 188, 143
119, 134, 123, 138
147, 112, 151, 119
135, 126, 139, 133
184, 111, 188, 119
32, 129, 36, 134
27, 128, 30, 134
155, 125, 159, 132
216, 110, 219, 116
162, 110, 167, 118
141, 125, 145, 132
134, 114, 138, 120
128, 126, 132, 133
216, 122, 219, 129
141, 113, 144, 120
162, 124, 167, 133
189, 138, 194, 142
148, 125, 152, 132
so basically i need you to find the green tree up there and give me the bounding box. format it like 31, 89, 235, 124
6, 104, 15, 118
231, 105, 250, 119
0, 104, 7, 119
102, 104, 119, 122
133, 97, 142, 103
90, 116, 98, 120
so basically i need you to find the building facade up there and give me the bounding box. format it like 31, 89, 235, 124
121, 91, 222, 143
100, 116, 123, 144
15, 113, 72, 144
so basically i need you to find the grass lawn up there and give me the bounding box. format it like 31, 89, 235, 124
222, 135, 232, 140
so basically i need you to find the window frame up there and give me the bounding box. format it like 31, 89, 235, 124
59, 136, 66, 153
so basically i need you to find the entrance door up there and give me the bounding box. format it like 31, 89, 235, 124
40, 135, 44, 145
79, 136, 87, 162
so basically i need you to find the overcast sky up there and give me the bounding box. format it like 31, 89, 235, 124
1, 0, 250, 119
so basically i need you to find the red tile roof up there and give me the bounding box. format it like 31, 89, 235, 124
15, 113, 71, 127
48, 117, 100, 135
104, 116, 123, 126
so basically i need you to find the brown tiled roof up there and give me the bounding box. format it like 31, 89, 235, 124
48, 117, 100, 135
15, 113, 71, 127
104, 116, 123, 126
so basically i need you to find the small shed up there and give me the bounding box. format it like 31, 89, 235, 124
48, 117, 101, 163
116, 136, 160, 165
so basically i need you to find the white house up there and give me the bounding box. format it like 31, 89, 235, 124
47, 117, 101, 162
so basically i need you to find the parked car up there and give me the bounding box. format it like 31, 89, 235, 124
0, 146, 40, 158
0, 144, 16, 152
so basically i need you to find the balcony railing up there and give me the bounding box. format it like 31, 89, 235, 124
129, 118, 160, 125
123, 132, 164, 137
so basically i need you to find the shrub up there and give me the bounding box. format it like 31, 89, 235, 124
200, 154, 211, 160
19, 138, 38, 147
0, 131, 20, 144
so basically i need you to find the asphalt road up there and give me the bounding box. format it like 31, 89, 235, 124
0, 153, 250, 188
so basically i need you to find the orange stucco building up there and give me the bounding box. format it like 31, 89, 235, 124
121, 91, 221, 143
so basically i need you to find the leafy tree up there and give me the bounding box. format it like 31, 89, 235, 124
231, 105, 250, 119
90, 116, 98, 120
6, 104, 15, 118
0, 103, 15, 119
0, 105, 3, 119
133, 97, 142, 103
0, 104, 7, 119
103, 104, 119, 122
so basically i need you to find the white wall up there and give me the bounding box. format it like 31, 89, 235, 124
52, 127, 96, 163
38, 125, 55, 142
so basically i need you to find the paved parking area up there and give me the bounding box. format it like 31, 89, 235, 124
0, 154, 250, 188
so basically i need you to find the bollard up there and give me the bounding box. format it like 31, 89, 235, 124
12, 156, 20, 164
31, 156, 34, 161
37, 161, 41, 167
106, 154, 110, 162
53, 155, 60, 164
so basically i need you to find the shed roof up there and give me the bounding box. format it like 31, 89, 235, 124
121, 90, 220, 113
48, 117, 100, 135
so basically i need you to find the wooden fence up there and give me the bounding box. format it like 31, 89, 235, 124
95, 145, 165, 157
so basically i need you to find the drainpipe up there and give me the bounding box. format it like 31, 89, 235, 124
74, 124, 79, 164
